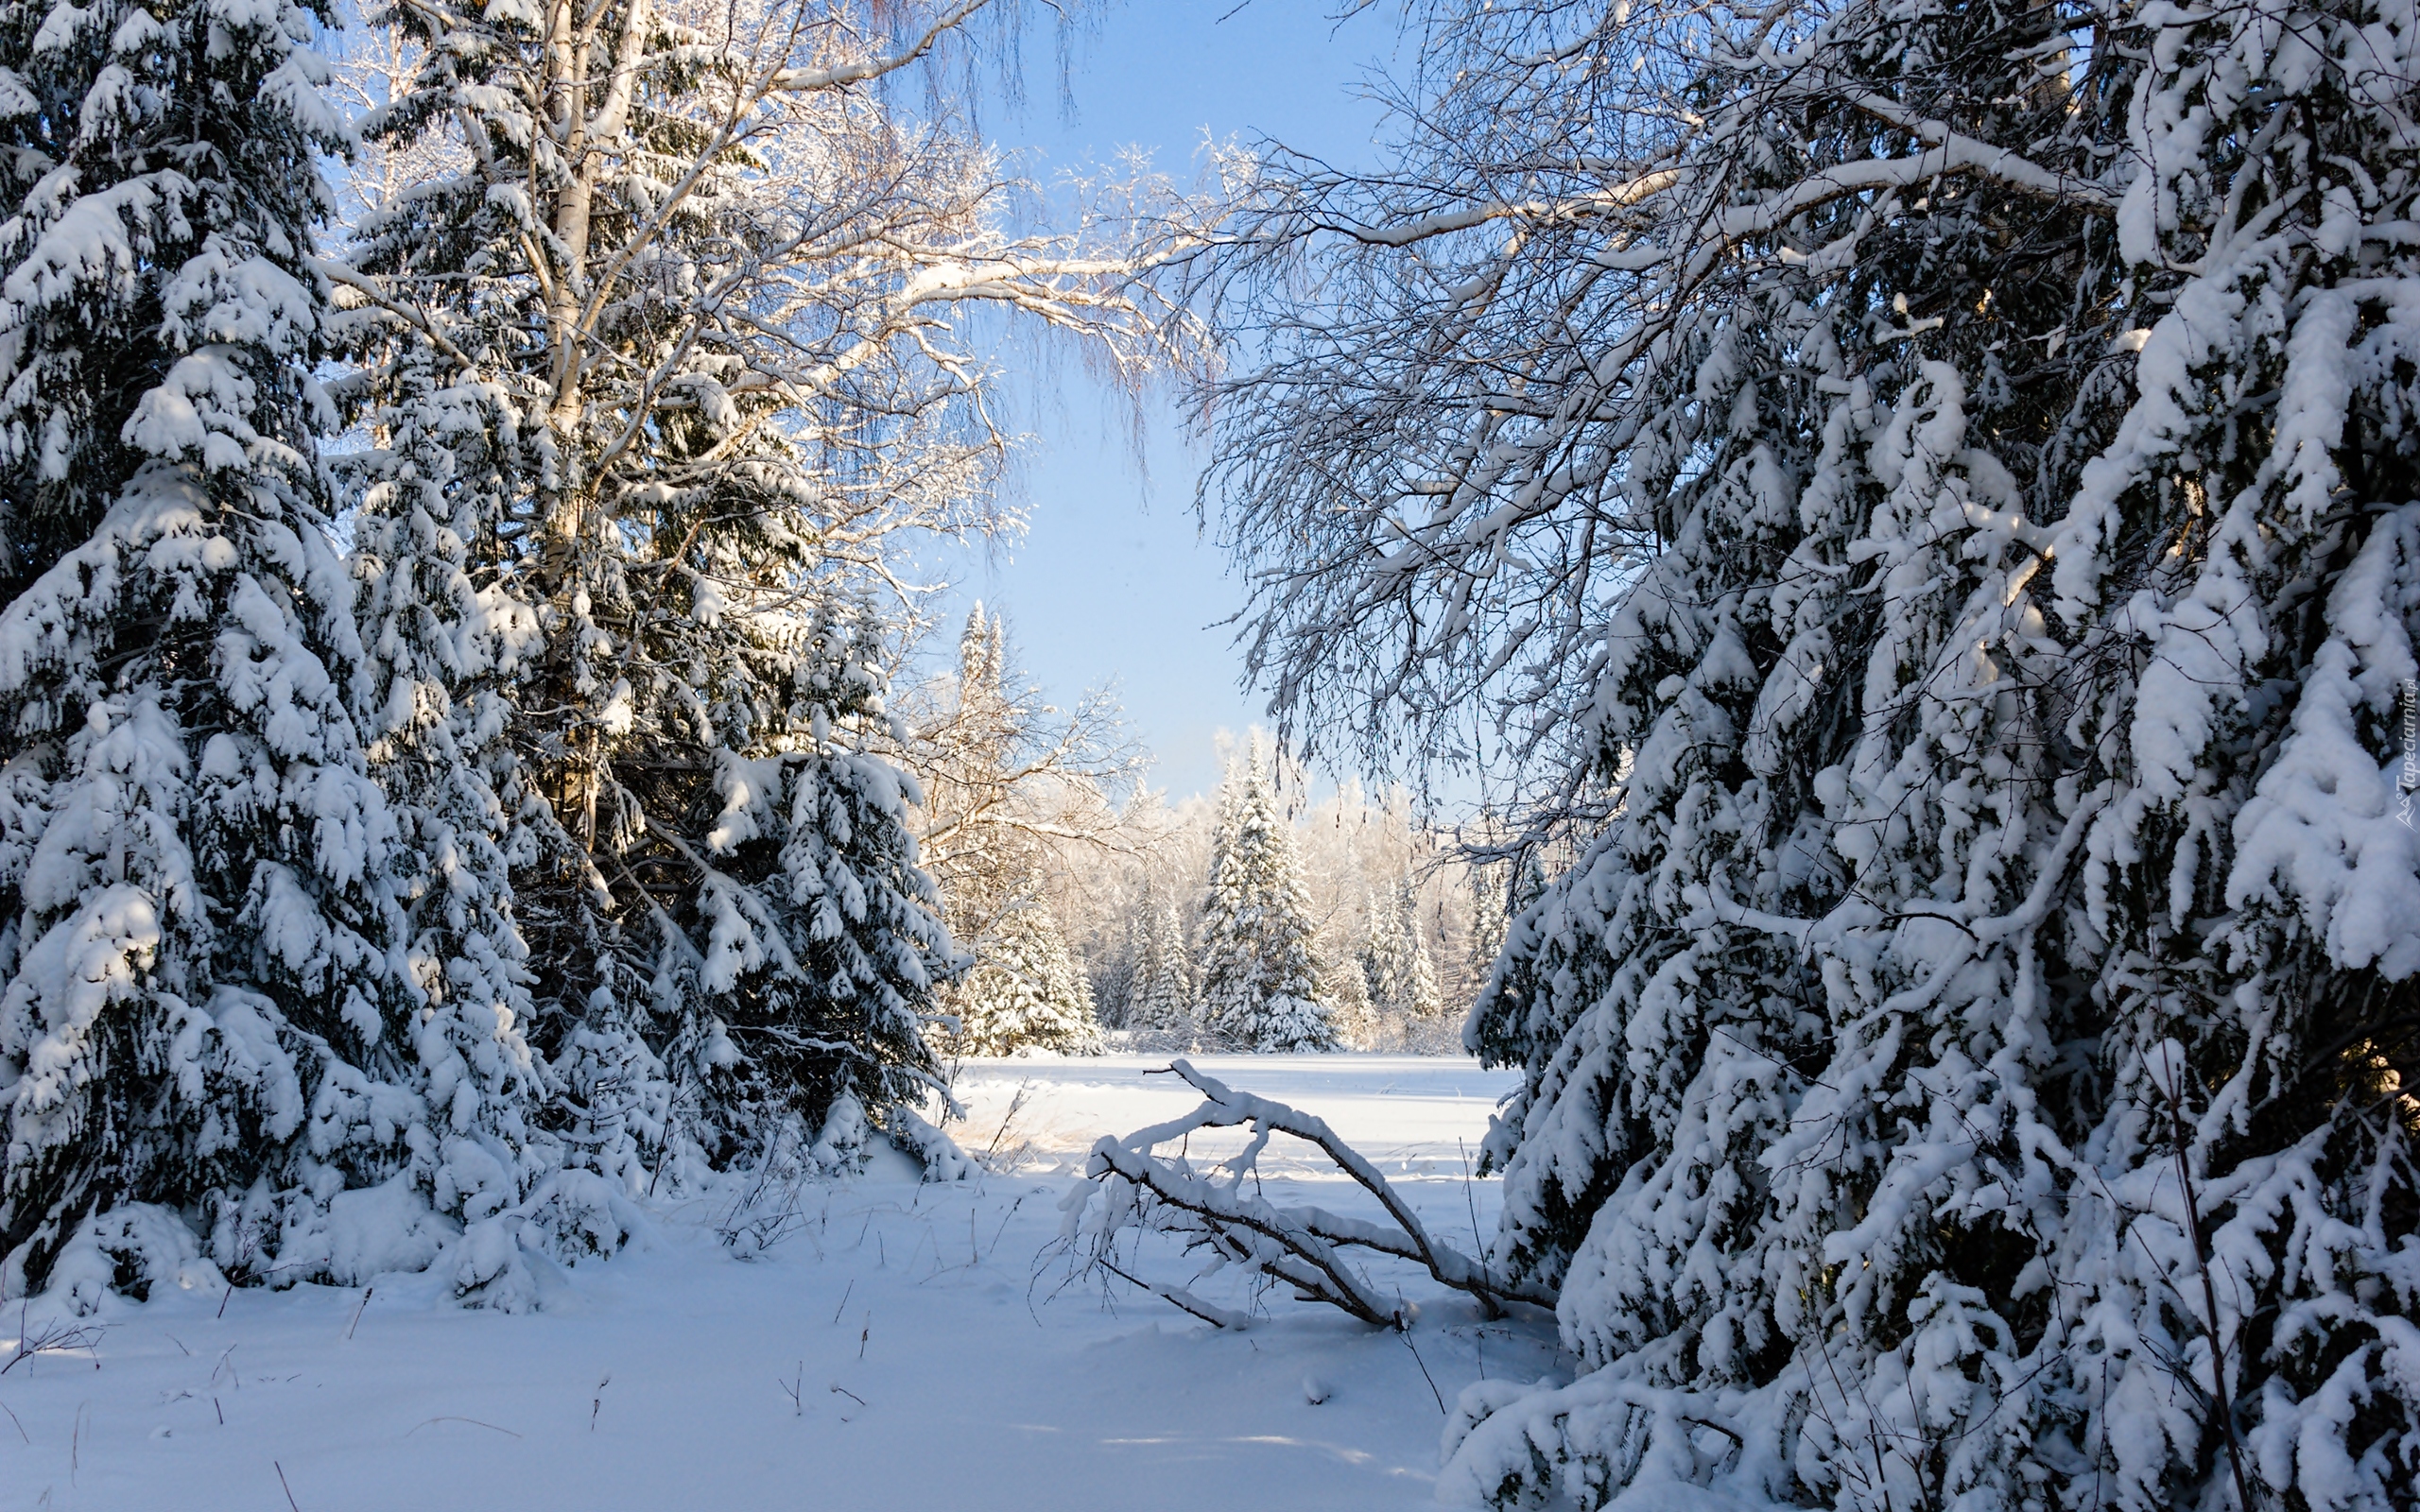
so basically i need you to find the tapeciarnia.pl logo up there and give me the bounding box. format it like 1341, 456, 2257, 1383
2400, 677, 2418, 829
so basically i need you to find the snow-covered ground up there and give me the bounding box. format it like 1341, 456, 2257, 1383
0, 1055, 1563, 1511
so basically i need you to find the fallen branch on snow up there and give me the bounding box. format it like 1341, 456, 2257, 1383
1061, 1059, 1553, 1330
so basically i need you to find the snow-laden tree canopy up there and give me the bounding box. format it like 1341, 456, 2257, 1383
1192, 0, 2420, 1506
337, 0, 1192, 1173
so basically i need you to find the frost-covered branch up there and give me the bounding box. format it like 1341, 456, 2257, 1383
1179, 0, 2128, 822
1063, 1060, 1554, 1328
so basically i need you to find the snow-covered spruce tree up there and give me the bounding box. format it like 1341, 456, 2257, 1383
945, 896, 1101, 1056
1195, 0, 2420, 1507
1356, 887, 1402, 1014
1323, 939, 1379, 1051
1127, 899, 1195, 1033
1399, 887, 1441, 1033
1461, 861, 1508, 1003
664, 627, 965, 1169
346, 0, 1181, 1174
0, 0, 447, 1300
1124, 896, 1166, 1029
334, 342, 587, 1248
1194, 740, 1334, 1052
1359, 877, 1440, 1029
0, 0, 351, 607
912, 606, 1128, 1056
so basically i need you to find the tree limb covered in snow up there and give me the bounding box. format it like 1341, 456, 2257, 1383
1064, 1060, 1554, 1328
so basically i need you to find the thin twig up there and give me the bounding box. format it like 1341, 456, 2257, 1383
3, 1303, 103, 1377
407, 1417, 523, 1439
1098, 1257, 1253, 1331
984, 1195, 1025, 1262
1400, 1329, 1445, 1415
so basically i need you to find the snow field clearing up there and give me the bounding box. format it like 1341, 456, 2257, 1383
0, 1055, 1560, 1511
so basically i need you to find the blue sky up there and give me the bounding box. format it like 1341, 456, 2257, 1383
917, 2, 1403, 803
